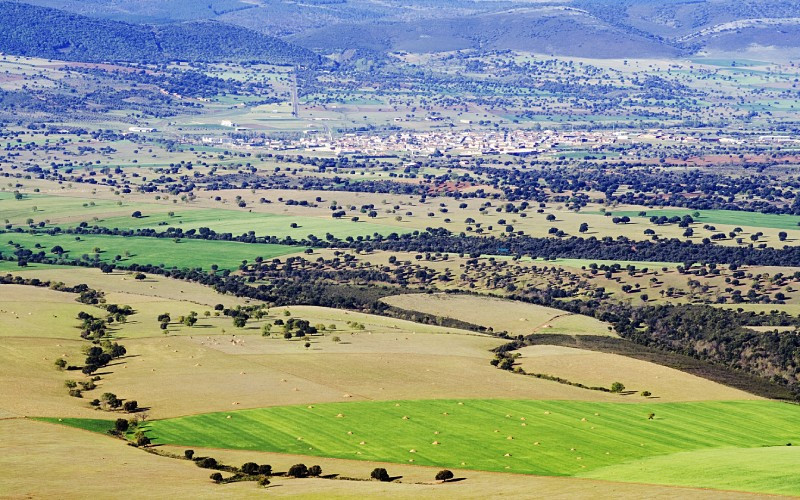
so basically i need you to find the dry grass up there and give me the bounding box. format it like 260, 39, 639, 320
382, 293, 616, 337
108, 331, 629, 419
515, 345, 759, 402
11, 267, 253, 308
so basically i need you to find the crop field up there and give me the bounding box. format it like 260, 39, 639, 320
381, 293, 615, 336
84, 399, 799, 495
0, 232, 299, 270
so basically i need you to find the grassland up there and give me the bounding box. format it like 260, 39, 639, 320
515, 345, 756, 402
4, 420, 749, 500
0, 284, 104, 339
70, 207, 401, 239
135, 399, 799, 495
609, 208, 800, 232
0, 191, 406, 239
0, 232, 299, 270
381, 293, 616, 336
579, 445, 800, 497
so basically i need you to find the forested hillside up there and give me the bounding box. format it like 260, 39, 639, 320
0, 1, 319, 65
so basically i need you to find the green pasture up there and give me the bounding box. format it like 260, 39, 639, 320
607, 209, 800, 231
34, 417, 116, 434
0, 192, 149, 224
579, 445, 800, 496
124, 399, 800, 494
0, 232, 299, 270
84, 208, 404, 239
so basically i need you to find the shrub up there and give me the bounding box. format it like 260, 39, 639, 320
54, 358, 67, 370
123, 400, 138, 413
184, 449, 194, 460
136, 435, 151, 447
241, 462, 259, 475
610, 381, 626, 393
308, 465, 322, 477
257, 464, 272, 476
209, 473, 223, 483
68, 389, 82, 398
196, 457, 218, 469
641, 391, 652, 397
435, 469, 454, 482
258, 477, 270, 487
287, 463, 308, 478
370, 468, 390, 482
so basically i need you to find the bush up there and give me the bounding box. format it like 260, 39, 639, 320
258, 477, 270, 487
196, 457, 218, 469
370, 467, 390, 482
209, 472, 223, 483
287, 463, 308, 478
114, 418, 129, 433
54, 358, 67, 370
136, 435, 151, 447
610, 381, 626, 393
184, 449, 194, 460
308, 465, 322, 477
241, 462, 259, 475
435, 469, 454, 482
123, 400, 138, 413
641, 390, 652, 397
257, 464, 272, 476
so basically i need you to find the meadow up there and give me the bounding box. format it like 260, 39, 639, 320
76, 207, 402, 239
0, 232, 299, 270
57, 398, 799, 495
0, 192, 406, 239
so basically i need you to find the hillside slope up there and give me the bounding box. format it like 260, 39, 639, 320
0, 1, 319, 65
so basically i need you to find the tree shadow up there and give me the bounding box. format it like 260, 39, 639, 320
388, 475, 404, 482
445, 477, 467, 483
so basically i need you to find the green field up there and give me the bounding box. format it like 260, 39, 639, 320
580, 445, 800, 496
608, 209, 800, 231
34, 417, 116, 434
123, 399, 800, 494
87, 208, 402, 239
0, 192, 405, 239
0, 232, 299, 270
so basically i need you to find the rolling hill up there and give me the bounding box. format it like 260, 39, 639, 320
12, 0, 800, 58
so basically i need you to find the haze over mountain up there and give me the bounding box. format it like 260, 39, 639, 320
7, 0, 800, 60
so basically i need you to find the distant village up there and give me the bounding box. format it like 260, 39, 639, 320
191, 126, 799, 157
